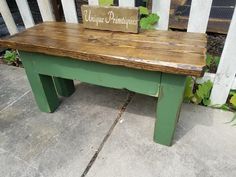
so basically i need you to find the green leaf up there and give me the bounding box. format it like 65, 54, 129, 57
220, 104, 231, 111
229, 90, 236, 96
184, 77, 194, 101
3, 50, 17, 63
139, 6, 149, 15
203, 98, 211, 106
140, 13, 159, 30
99, 0, 113, 5
230, 93, 236, 108
196, 80, 213, 99
206, 54, 212, 67
214, 56, 220, 67
191, 94, 202, 104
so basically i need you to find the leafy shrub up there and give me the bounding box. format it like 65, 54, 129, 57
205, 54, 220, 73
184, 77, 213, 106
3, 50, 21, 67
4, 50, 17, 64
229, 91, 236, 109
139, 7, 159, 30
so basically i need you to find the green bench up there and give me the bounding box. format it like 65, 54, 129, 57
0, 22, 206, 146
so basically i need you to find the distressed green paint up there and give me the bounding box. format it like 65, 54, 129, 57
154, 73, 186, 146
20, 51, 187, 146
21, 57, 60, 112
53, 77, 75, 97
20, 52, 161, 97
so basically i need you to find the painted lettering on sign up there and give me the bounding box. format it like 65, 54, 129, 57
83, 10, 138, 29
81, 5, 139, 33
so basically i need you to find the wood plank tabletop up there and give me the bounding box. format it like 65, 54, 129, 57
0, 22, 206, 77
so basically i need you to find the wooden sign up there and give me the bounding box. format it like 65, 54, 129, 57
81, 5, 139, 33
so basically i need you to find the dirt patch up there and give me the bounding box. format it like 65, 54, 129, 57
207, 33, 226, 56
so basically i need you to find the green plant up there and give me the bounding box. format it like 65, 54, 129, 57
205, 54, 220, 73
139, 7, 160, 30
184, 77, 213, 106
139, 6, 149, 15
184, 77, 194, 102
3, 50, 17, 64
3, 50, 21, 67
229, 91, 236, 109
99, 0, 113, 5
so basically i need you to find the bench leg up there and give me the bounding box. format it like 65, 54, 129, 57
53, 77, 75, 97
22, 59, 60, 113
154, 73, 186, 146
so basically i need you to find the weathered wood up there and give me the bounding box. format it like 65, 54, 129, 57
81, 5, 139, 33
0, 22, 206, 77
154, 73, 186, 146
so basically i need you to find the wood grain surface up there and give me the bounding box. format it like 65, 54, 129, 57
0, 22, 207, 76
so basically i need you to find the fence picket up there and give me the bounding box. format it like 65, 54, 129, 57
210, 8, 236, 104
88, 0, 99, 5
36, 0, 55, 21
15, 0, 35, 28
197, 73, 236, 90
61, 0, 78, 23
119, 0, 135, 7
0, 0, 18, 35
233, 79, 236, 90
152, 0, 171, 30
187, 0, 213, 33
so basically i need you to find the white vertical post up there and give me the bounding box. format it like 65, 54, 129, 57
36, 0, 55, 21
152, 0, 171, 30
187, 0, 213, 33
119, 0, 135, 7
0, 0, 18, 35
210, 8, 236, 105
232, 78, 236, 90
15, 0, 35, 28
61, 0, 78, 23
88, 0, 99, 5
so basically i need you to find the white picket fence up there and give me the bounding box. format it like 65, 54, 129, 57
0, 0, 236, 105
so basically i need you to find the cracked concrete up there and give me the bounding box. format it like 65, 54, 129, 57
0, 65, 236, 177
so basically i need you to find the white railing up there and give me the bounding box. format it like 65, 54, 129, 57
0, 0, 236, 105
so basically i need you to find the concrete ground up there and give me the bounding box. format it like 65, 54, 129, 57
0, 64, 236, 177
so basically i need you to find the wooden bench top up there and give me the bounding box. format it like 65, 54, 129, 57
0, 22, 206, 77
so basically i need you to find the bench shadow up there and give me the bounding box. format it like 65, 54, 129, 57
71, 83, 214, 145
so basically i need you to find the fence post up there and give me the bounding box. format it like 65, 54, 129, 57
0, 0, 18, 35
187, 0, 213, 33
210, 8, 236, 105
61, 0, 78, 23
119, 0, 135, 7
36, 0, 55, 21
88, 0, 99, 5
152, 0, 171, 30
15, 0, 35, 28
